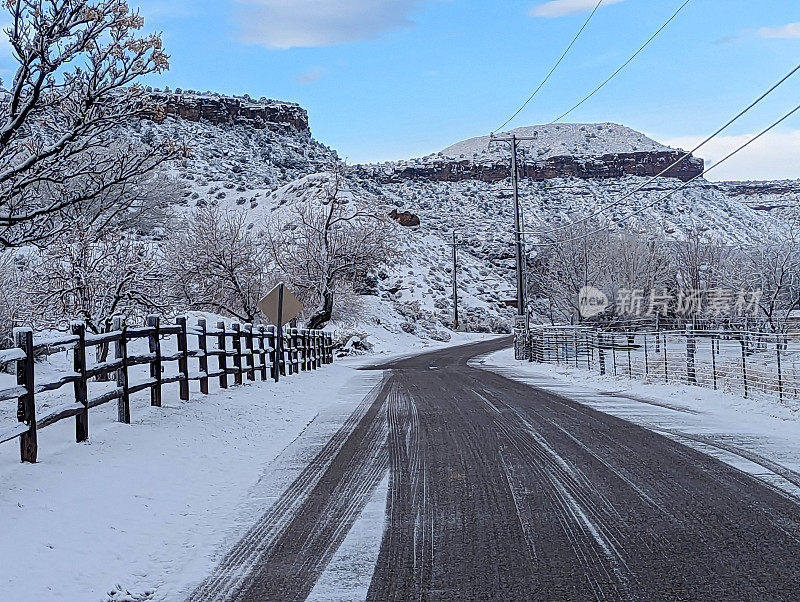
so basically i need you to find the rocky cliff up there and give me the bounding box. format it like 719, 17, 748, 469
146, 90, 309, 133
355, 150, 703, 184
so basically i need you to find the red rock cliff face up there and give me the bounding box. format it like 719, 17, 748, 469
357, 151, 703, 184
146, 92, 310, 134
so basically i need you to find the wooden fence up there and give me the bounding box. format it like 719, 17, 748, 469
0, 315, 334, 463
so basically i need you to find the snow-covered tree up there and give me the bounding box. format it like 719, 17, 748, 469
265, 167, 396, 329
165, 205, 271, 323
24, 221, 167, 334
725, 222, 800, 333
0, 0, 172, 246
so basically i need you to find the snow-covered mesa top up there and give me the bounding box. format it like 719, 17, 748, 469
440, 123, 672, 161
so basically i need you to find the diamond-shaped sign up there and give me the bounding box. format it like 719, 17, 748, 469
258, 283, 303, 327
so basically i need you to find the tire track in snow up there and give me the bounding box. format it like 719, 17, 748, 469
187, 377, 391, 602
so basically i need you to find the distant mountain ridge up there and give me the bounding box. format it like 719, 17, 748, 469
133, 93, 793, 336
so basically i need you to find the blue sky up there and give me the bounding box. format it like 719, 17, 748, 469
4, 1, 800, 179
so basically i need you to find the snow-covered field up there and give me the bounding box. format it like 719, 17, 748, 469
477, 349, 800, 499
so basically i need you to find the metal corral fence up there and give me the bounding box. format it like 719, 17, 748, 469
0, 315, 334, 463
519, 326, 800, 404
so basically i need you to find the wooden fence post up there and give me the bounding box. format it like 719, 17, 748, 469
711, 332, 718, 390
231, 323, 243, 385
113, 316, 131, 424
643, 332, 649, 379
244, 324, 255, 381
258, 326, 268, 381
269, 326, 279, 383
197, 318, 209, 395
740, 334, 749, 399
176, 316, 190, 401
15, 328, 37, 463
217, 321, 228, 389
777, 335, 784, 402
147, 315, 162, 407
300, 329, 308, 371
71, 322, 89, 442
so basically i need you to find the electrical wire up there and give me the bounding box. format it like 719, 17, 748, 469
526, 62, 800, 236
494, 0, 605, 133
528, 101, 800, 246
549, 0, 693, 125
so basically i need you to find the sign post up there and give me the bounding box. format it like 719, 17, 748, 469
258, 283, 304, 384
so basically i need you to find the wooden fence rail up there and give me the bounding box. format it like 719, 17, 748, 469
0, 316, 334, 463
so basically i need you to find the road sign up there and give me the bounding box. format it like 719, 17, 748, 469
258, 283, 303, 327
514, 314, 528, 330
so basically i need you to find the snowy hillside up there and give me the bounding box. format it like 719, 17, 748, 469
440, 123, 670, 161
139, 93, 791, 337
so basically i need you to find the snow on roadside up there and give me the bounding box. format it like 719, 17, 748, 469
0, 361, 366, 602
475, 349, 800, 498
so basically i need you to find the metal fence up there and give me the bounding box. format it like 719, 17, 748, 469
519, 326, 800, 403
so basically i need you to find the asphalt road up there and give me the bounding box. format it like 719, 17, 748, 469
191, 338, 800, 601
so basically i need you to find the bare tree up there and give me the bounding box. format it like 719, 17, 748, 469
165, 205, 271, 323
24, 220, 167, 334
0, 0, 172, 246
533, 226, 673, 324
265, 167, 396, 329
726, 222, 800, 333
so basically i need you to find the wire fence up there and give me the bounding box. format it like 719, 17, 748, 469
518, 326, 800, 403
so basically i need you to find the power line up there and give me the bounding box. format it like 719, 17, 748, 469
528, 101, 800, 246
528, 62, 800, 236
494, 0, 605, 133
550, 0, 692, 125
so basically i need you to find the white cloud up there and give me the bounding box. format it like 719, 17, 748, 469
663, 130, 800, 182
294, 66, 325, 85
236, 0, 430, 49
529, 0, 625, 19
756, 22, 800, 39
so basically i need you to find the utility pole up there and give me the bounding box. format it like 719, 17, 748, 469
489, 133, 536, 328
448, 230, 465, 330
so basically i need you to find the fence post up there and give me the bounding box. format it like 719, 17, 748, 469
176, 316, 190, 401
113, 316, 131, 424
303, 329, 310, 371
244, 324, 255, 381
147, 315, 162, 407
777, 335, 784, 402
626, 332, 632, 379
269, 326, 279, 382
663, 332, 668, 383
598, 332, 606, 375
258, 326, 268, 381
15, 328, 37, 463
197, 318, 209, 395
231, 323, 243, 385
643, 332, 649, 379
71, 322, 89, 442
711, 332, 718, 390
287, 327, 295, 376
611, 334, 617, 376
740, 333, 749, 399
217, 321, 228, 389
573, 331, 579, 368
686, 327, 697, 386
